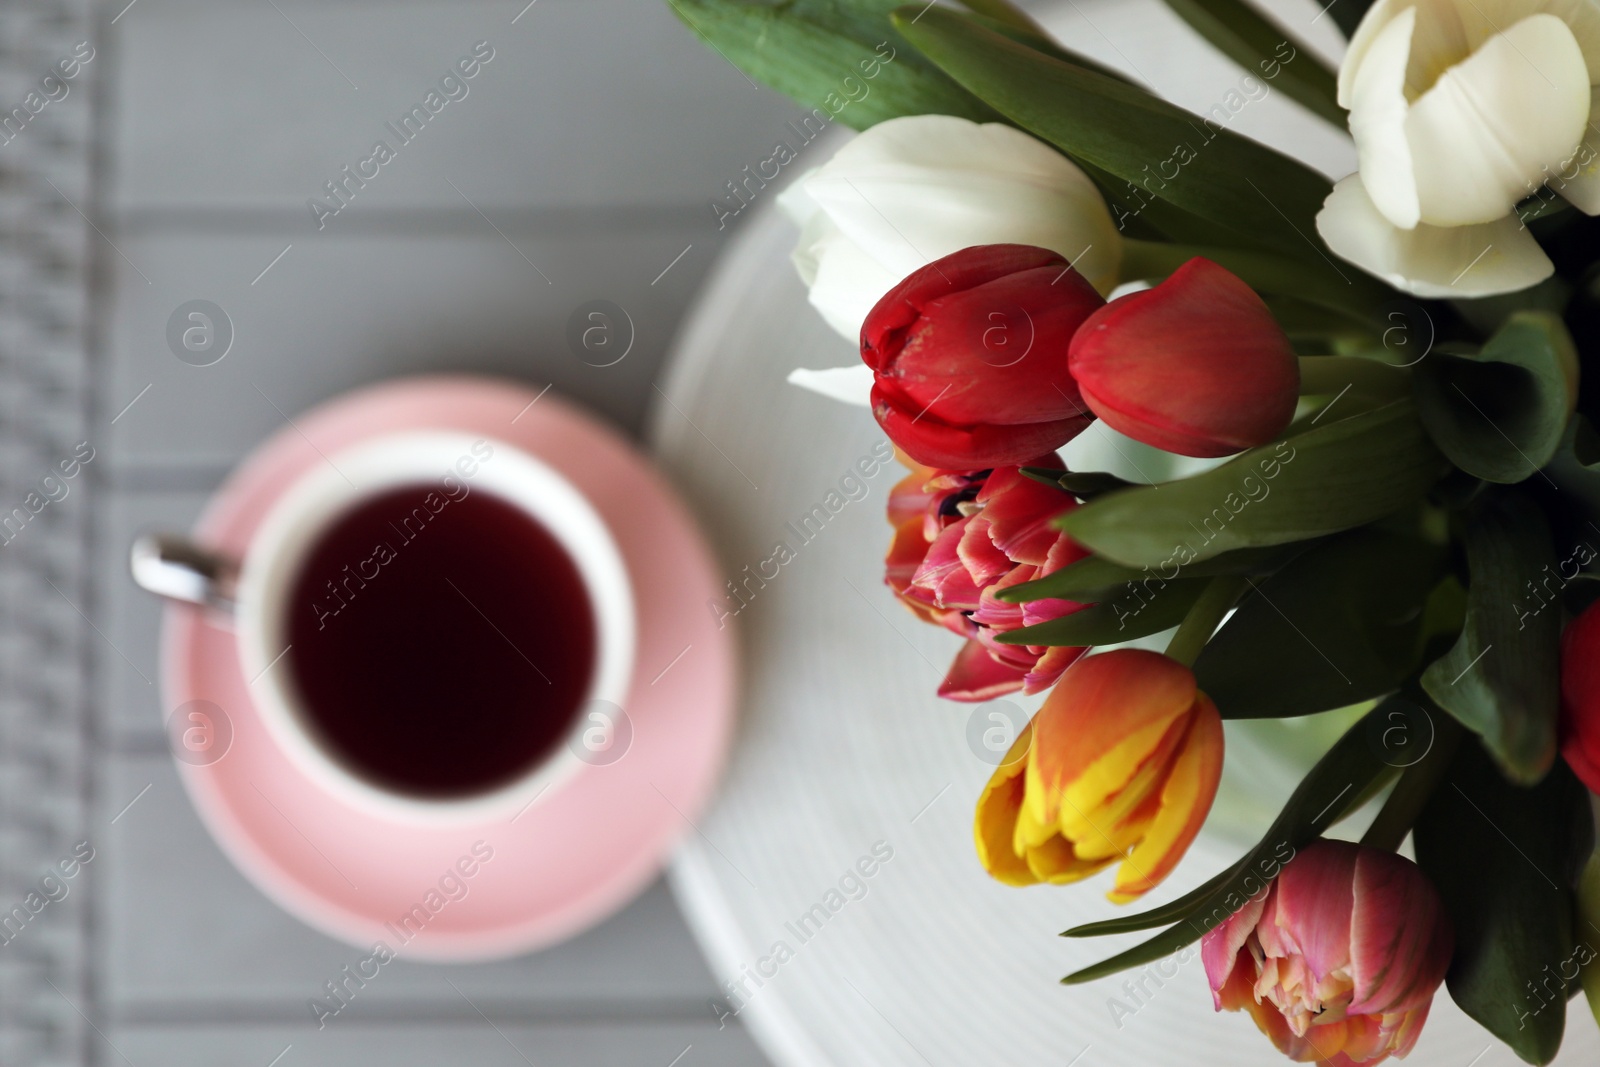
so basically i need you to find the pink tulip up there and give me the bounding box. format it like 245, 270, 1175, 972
1202, 841, 1452, 1066
886, 455, 1090, 700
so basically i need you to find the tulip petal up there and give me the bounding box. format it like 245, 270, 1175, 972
912, 518, 984, 610
1348, 5, 1424, 229
1059, 713, 1189, 847
1554, 85, 1600, 215
1405, 14, 1590, 226
872, 381, 1094, 469
974, 725, 1037, 885
975, 465, 1074, 566
1386, 997, 1433, 1058
1338, 0, 1402, 107
1021, 643, 1084, 696
786, 365, 875, 407
1449, 0, 1600, 75
1265, 840, 1358, 980
1109, 694, 1225, 901
886, 517, 930, 594
939, 639, 1027, 702
887, 465, 940, 530
799, 220, 904, 339
1028, 833, 1107, 884
1561, 591, 1600, 790
1204, 893, 1270, 1008
957, 518, 1015, 589
1317, 174, 1554, 297
1347, 848, 1452, 1015
804, 115, 1122, 297
1028, 651, 1198, 828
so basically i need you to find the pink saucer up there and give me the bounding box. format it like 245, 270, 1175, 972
161, 376, 737, 960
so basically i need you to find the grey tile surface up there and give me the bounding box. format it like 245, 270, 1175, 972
103, 226, 718, 473
111, 1022, 764, 1067
112, 0, 799, 216
98, 490, 204, 741
100, 755, 721, 1015
92, 0, 799, 1060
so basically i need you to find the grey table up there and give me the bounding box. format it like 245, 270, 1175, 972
2, 0, 806, 1062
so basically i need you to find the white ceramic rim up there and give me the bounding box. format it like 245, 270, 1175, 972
235, 430, 635, 825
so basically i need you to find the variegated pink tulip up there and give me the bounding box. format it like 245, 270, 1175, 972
886, 455, 1090, 701
1202, 841, 1452, 1067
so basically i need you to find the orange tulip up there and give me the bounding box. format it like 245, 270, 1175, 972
974, 649, 1224, 902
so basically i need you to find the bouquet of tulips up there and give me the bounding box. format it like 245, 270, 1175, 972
672, 0, 1600, 1063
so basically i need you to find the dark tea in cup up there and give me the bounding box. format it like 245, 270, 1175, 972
283, 483, 597, 798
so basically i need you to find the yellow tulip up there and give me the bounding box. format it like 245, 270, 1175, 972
974, 649, 1224, 902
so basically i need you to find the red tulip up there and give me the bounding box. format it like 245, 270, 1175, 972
862, 244, 1102, 469
1203, 841, 1452, 1067
1068, 257, 1299, 458
886, 455, 1090, 700
1561, 598, 1600, 793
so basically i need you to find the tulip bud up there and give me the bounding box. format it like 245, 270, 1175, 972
1316, 1, 1592, 297
862, 244, 1103, 469
781, 114, 1122, 341
1561, 599, 1600, 794
1067, 257, 1299, 458
1202, 841, 1452, 1067
973, 649, 1224, 900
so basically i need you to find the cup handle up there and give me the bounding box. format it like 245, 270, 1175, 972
130, 533, 239, 613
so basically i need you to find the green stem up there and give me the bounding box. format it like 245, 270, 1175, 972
1298, 355, 1411, 399
1164, 574, 1249, 667
1121, 239, 1391, 326
1359, 714, 1462, 852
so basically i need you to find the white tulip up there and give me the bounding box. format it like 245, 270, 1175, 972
1320, 0, 1600, 297
778, 114, 1122, 342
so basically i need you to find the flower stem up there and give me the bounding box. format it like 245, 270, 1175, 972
1164, 574, 1250, 668
1297, 355, 1410, 400
1360, 712, 1463, 853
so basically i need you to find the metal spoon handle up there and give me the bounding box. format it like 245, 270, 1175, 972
130, 533, 238, 612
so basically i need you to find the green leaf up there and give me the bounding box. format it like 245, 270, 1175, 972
1157, 0, 1343, 126
1543, 414, 1600, 522
1265, 295, 1378, 342
1414, 743, 1594, 1065
1413, 311, 1579, 484
999, 541, 1306, 604
1018, 467, 1135, 498
1421, 494, 1561, 785
1061, 703, 1399, 980
668, 0, 999, 130
1580, 852, 1600, 1029
670, 0, 1250, 249
1449, 276, 1572, 337
1327, 0, 1379, 38
957, 11, 1136, 84
1119, 238, 1394, 322
995, 580, 1206, 646
956, 0, 1046, 34
1195, 530, 1446, 719
1063, 865, 1236, 938
893, 6, 1337, 258
1058, 399, 1449, 568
